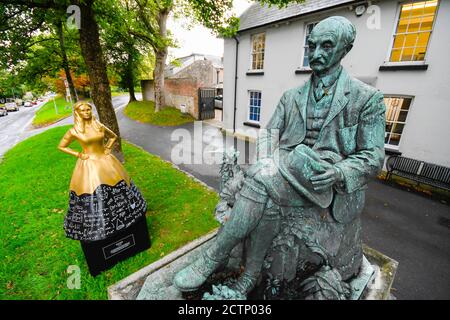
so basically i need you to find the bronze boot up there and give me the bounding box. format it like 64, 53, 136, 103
174, 180, 268, 292
173, 249, 226, 292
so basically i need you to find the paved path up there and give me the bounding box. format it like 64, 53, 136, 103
361, 179, 449, 299
2, 96, 449, 299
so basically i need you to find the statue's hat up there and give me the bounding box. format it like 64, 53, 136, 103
279, 145, 334, 208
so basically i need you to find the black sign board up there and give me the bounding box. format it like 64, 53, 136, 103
80, 216, 151, 276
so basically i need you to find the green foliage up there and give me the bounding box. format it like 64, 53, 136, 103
219, 16, 240, 38
0, 2, 86, 96
137, 52, 156, 80
125, 100, 195, 126
0, 0, 307, 103
170, 58, 182, 68
0, 4, 48, 69
0, 125, 219, 299
94, 0, 160, 97
182, 0, 234, 34
0, 69, 19, 97
258, 0, 306, 8
128, 0, 175, 51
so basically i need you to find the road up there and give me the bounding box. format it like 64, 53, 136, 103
0, 103, 44, 158
0, 96, 129, 159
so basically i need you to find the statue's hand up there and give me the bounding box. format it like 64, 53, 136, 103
78, 153, 89, 160
310, 167, 342, 191
104, 148, 112, 155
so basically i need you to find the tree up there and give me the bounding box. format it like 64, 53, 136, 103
0, 3, 81, 101
1, 0, 305, 156
130, 0, 241, 112
98, 0, 148, 103
77, 0, 124, 158
129, 0, 303, 112
0, 0, 124, 159
129, 0, 172, 112
55, 18, 78, 101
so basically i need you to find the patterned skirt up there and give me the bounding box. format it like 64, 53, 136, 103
64, 154, 147, 241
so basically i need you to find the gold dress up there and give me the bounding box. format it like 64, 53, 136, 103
62, 126, 147, 241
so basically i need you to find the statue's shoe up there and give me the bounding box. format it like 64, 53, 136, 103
173, 252, 224, 292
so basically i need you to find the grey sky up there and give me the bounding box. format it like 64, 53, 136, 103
167, 0, 253, 59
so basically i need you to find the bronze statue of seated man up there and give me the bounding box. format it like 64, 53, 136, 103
173, 16, 386, 299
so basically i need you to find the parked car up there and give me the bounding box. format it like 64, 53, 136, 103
214, 95, 223, 109
4, 102, 19, 111
24, 101, 32, 107
0, 106, 7, 117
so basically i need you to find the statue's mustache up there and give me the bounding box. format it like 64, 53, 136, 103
310, 58, 325, 65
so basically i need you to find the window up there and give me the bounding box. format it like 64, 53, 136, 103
384, 96, 412, 147
389, 0, 439, 62
248, 91, 262, 123
302, 22, 318, 67
251, 33, 265, 70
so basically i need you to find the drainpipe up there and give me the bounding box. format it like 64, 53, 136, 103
233, 35, 240, 133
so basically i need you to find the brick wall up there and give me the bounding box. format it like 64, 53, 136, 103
140, 60, 220, 119
164, 78, 200, 119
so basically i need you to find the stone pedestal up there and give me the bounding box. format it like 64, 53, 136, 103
107, 230, 397, 300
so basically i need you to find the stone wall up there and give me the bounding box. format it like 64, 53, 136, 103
170, 60, 214, 87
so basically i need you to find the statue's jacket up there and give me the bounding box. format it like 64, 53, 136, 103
256, 68, 386, 224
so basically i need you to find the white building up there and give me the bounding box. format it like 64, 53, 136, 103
222, 0, 450, 167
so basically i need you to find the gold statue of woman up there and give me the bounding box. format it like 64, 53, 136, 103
58, 101, 147, 242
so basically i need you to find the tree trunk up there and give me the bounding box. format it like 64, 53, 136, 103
56, 20, 78, 102
153, 9, 169, 113
77, 1, 123, 161
126, 53, 137, 103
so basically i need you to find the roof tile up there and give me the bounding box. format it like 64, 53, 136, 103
239, 0, 357, 31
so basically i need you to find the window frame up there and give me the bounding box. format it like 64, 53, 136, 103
247, 90, 262, 124
249, 32, 266, 71
384, 0, 440, 66
300, 21, 319, 69
383, 94, 414, 150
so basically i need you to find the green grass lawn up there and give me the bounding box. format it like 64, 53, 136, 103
111, 92, 128, 97
0, 126, 219, 300
124, 100, 195, 126
33, 97, 73, 127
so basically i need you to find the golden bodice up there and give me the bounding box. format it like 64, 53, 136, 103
59, 126, 130, 196
73, 127, 108, 159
